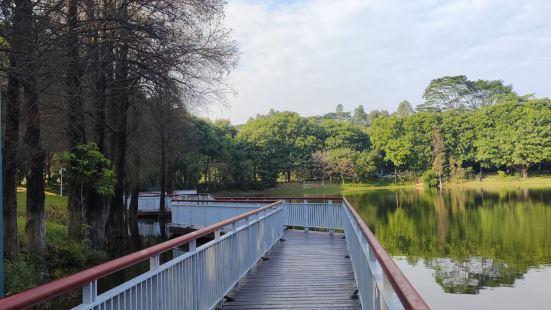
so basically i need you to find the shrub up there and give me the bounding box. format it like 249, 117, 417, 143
422, 170, 439, 188
5, 252, 46, 294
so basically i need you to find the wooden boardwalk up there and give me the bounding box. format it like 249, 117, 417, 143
222, 229, 361, 309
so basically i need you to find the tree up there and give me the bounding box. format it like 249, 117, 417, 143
64, 143, 115, 244
366, 109, 389, 126
474, 99, 551, 178
420, 76, 515, 112
312, 150, 331, 185
336, 104, 344, 119
355, 150, 381, 181
320, 119, 370, 151
327, 148, 356, 184
421, 76, 470, 111
432, 128, 446, 189
352, 105, 367, 125
370, 116, 411, 182
396, 100, 414, 116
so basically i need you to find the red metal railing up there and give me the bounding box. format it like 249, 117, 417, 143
343, 197, 429, 310
217, 196, 343, 201
0, 201, 282, 310
170, 198, 277, 203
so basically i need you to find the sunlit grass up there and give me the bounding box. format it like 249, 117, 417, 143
215, 180, 416, 197
446, 175, 551, 190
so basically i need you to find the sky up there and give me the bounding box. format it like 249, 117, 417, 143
201, 0, 551, 124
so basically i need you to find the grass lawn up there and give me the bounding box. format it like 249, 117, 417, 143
216, 174, 551, 197
8, 189, 105, 296
16, 190, 68, 226
215, 180, 417, 197
445, 175, 551, 190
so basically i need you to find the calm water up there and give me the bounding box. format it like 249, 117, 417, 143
345, 188, 551, 310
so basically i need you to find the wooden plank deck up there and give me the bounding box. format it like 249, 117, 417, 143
222, 229, 361, 309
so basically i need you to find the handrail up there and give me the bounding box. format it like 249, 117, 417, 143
0, 201, 283, 310
343, 197, 429, 310
218, 196, 343, 201
170, 198, 277, 203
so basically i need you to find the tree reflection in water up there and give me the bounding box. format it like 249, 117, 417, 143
346, 188, 551, 294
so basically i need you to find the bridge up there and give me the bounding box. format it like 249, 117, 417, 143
0, 197, 429, 310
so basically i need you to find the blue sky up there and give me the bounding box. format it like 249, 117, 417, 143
201, 0, 551, 124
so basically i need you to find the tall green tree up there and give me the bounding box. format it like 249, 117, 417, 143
370, 116, 411, 182
352, 105, 368, 125
396, 100, 414, 116
420, 76, 515, 112
432, 128, 446, 189
474, 99, 551, 177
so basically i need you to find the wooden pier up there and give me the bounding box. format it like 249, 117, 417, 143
223, 230, 361, 309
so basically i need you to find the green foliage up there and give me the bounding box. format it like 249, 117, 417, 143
185, 86, 548, 190
320, 119, 370, 150
475, 98, 551, 176
420, 75, 514, 111
63, 143, 115, 195
396, 100, 414, 116
370, 116, 411, 170
422, 170, 439, 188
5, 252, 46, 294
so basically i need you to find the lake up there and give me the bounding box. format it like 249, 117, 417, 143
345, 188, 551, 310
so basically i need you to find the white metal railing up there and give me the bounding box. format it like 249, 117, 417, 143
342, 204, 401, 309
171, 203, 265, 231
126, 193, 215, 212
73, 203, 284, 310
283, 202, 343, 230
342, 199, 429, 310
129, 196, 172, 212
171, 202, 343, 232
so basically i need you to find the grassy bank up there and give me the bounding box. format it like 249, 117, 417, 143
215, 179, 417, 197
216, 174, 551, 197
7, 191, 106, 296
445, 175, 551, 190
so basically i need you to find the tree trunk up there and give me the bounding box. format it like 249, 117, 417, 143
287, 170, 291, 183
159, 126, 167, 221
479, 166, 483, 181
66, 0, 88, 240
18, 0, 46, 254
159, 144, 167, 240
394, 167, 398, 183
23, 71, 46, 254
438, 175, 443, 191
84, 188, 107, 248
3, 67, 21, 259
106, 3, 130, 239
521, 166, 528, 178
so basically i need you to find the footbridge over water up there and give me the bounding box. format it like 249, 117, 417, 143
0, 198, 429, 310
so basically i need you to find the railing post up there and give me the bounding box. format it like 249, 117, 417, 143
328, 200, 334, 235
214, 229, 221, 239
82, 280, 97, 304
150, 254, 160, 271
303, 199, 309, 232
190, 238, 197, 252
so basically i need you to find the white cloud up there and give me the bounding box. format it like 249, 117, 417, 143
204, 0, 551, 124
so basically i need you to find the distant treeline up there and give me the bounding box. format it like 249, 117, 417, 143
183, 76, 551, 189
